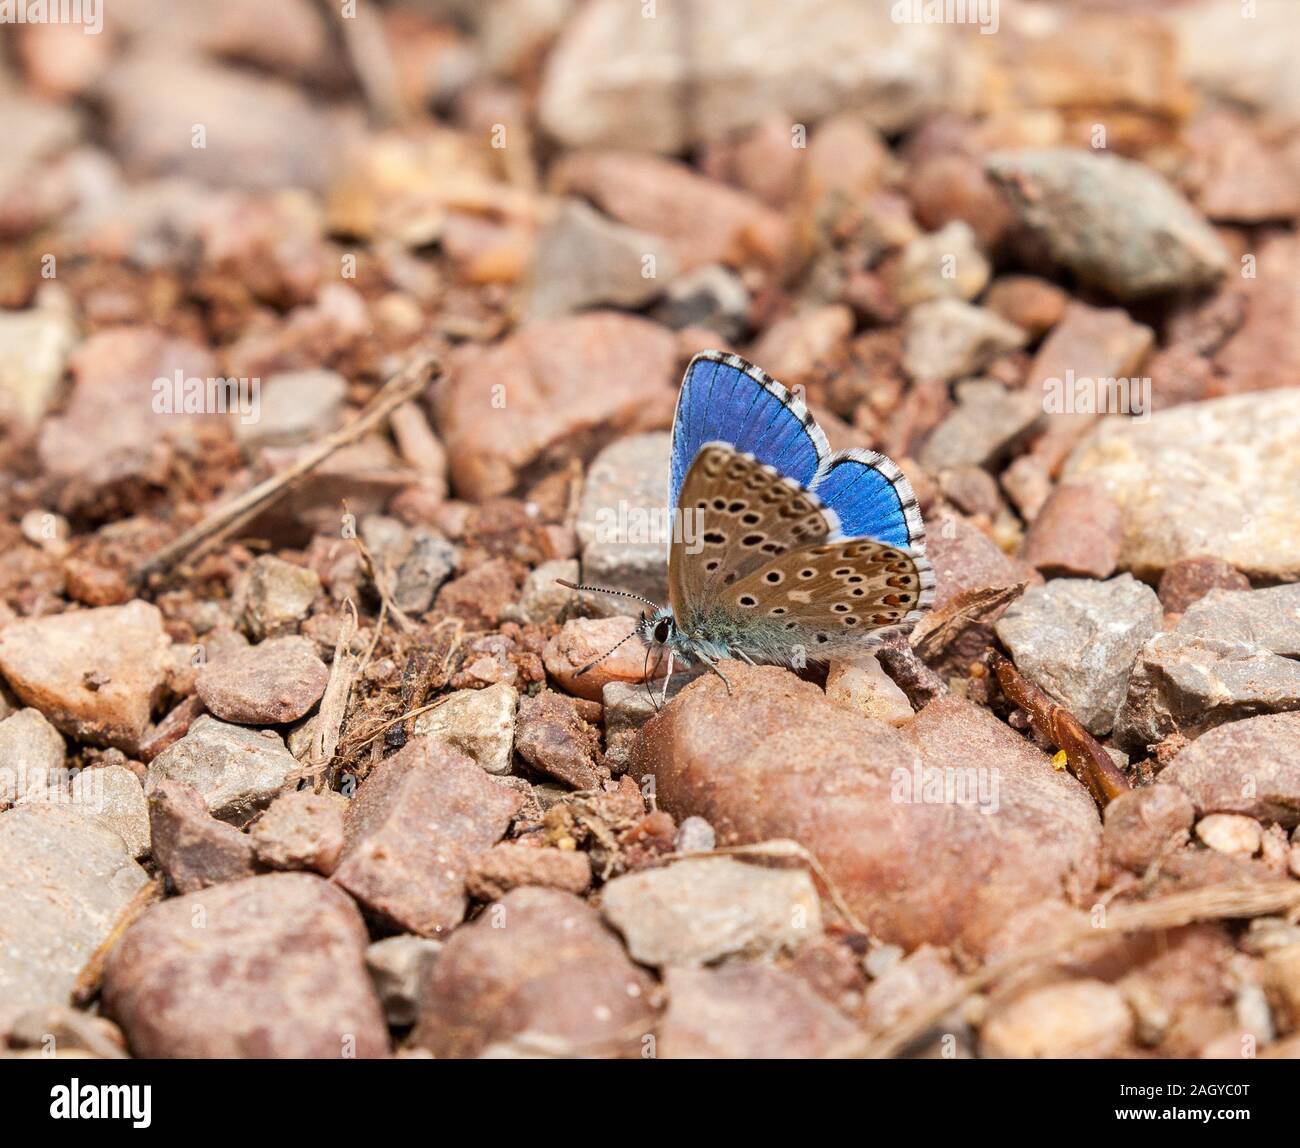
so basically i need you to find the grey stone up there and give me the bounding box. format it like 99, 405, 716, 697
519, 198, 676, 320
902, 298, 1026, 384
1116, 585, 1300, 752
576, 432, 671, 613
0, 708, 66, 809
652, 264, 750, 341
147, 715, 300, 825
237, 555, 321, 640
234, 369, 346, 448
412, 683, 518, 775
892, 221, 990, 310
515, 558, 579, 625
1065, 388, 1300, 581
0, 803, 151, 1036
674, 816, 716, 854
365, 934, 443, 1028
392, 531, 457, 615
987, 149, 1229, 299
996, 574, 1162, 736
600, 855, 822, 966
919, 379, 1043, 471
67, 764, 150, 859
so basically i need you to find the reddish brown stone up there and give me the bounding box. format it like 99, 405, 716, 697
433, 312, 678, 501
1157, 556, 1251, 616
465, 842, 592, 901
659, 965, 858, 1059
631, 666, 1100, 953
196, 635, 329, 725
433, 557, 522, 630
983, 275, 1069, 338
412, 887, 656, 1058
332, 737, 522, 936
148, 777, 259, 894
514, 688, 602, 789
1021, 481, 1124, 579
1102, 784, 1195, 873
103, 873, 389, 1059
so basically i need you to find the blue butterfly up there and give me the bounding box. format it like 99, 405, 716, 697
562, 350, 934, 701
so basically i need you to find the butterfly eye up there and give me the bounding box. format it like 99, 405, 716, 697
653, 619, 671, 643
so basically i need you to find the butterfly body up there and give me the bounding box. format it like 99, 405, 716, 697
569, 351, 934, 697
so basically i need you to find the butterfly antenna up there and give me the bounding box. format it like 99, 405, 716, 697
555, 579, 662, 612
572, 628, 640, 678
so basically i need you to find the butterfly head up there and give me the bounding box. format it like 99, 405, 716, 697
637, 605, 678, 654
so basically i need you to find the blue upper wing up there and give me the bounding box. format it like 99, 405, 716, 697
669, 352, 829, 514
810, 450, 927, 553
669, 351, 927, 555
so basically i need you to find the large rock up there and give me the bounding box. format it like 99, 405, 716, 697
995, 574, 1162, 736
1064, 388, 1300, 581
538, 0, 965, 152
600, 856, 821, 966
331, 737, 522, 936
0, 601, 169, 753
630, 666, 1100, 952
147, 715, 300, 825
0, 803, 151, 1036
412, 887, 657, 1058
1160, 714, 1300, 829
658, 964, 858, 1059
102, 873, 389, 1058
1115, 585, 1300, 752
987, 149, 1229, 299
434, 312, 677, 501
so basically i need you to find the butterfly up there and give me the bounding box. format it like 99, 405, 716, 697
561, 350, 935, 703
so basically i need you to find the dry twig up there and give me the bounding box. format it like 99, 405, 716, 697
133, 352, 440, 585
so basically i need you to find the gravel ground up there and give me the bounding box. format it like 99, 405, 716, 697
2, 0, 1300, 1060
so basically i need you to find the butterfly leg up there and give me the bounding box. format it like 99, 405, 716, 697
735, 649, 759, 666
660, 650, 675, 707
694, 650, 733, 696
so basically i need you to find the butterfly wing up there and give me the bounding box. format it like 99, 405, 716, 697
668, 443, 836, 629
669, 352, 829, 518
720, 537, 936, 663
671, 351, 926, 555
810, 449, 927, 553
